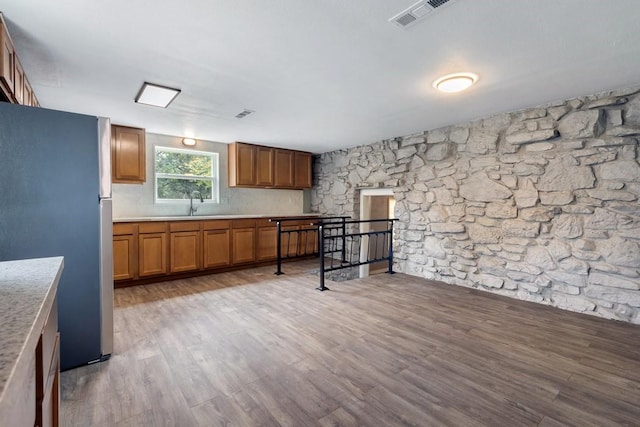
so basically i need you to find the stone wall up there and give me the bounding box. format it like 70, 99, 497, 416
311, 86, 640, 324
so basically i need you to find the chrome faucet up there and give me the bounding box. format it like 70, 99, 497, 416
188, 190, 204, 216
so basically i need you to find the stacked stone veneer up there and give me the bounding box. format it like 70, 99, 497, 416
311, 87, 640, 324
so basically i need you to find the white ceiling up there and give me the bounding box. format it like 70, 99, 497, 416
4, 0, 640, 154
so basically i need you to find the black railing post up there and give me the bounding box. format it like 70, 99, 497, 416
317, 224, 329, 291
341, 217, 347, 264
387, 220, 395, 274
275, 220, 284, 275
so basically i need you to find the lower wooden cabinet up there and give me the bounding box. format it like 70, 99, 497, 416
203, 229, 231, 268
113, 234, 136, 280
256, 224, 277, 261
138, 232, 167, 277
232, 227, 256, 264
169, 222, 201, 273
36, 296, 59, 427
170, 231, 200, 273
280, 224, 300, 257
113, 217, 316, 285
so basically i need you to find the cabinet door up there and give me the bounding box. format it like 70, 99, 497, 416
280, 224, 300, 257
256, 146, 274, 186
112, 125, 146, 184
274, 149, 295, 188
0, 23, 14, 100
203, 229, 231, 268
13, 55, 23, 104
23, 78, 33, 106
229, 143, 256, 186
113, 234, 136, 280
232, 228, 256, 264
294, 152, 312, 189
138, 232, 167, 276
299, 225, 318, 256
256, 226, 277, 261
170, 231, 200, 273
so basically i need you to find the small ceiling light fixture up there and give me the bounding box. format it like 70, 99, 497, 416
433, 72, 478, 93
135, 82, 181, 108
182, 138, 197, 146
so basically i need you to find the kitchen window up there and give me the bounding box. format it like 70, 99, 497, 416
154, 146, 219, 203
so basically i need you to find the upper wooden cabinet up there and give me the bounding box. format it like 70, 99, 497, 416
0, 14, 39, 106
0, 16, 15, 102
12, 55, 23, 104
111, 125, 146, 184
274, 149, 295, 188
294, 152, 312, 188
228, 142, 312, 189
228, 142, 256, 187
256, 146, 275, 186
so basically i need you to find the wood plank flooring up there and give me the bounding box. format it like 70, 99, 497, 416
61, 261, 640, 426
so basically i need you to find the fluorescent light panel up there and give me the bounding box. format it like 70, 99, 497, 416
135, 82, 181, 108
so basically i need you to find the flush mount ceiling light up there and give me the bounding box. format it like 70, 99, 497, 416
433, 72, 478, 93
182, 138, 197, 146
134, 82, 181, 108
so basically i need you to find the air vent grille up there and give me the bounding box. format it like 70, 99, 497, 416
235, 109, 254, 119
427, 0, 450, 8
395, 13, 417, 27
389, 0, 454, 29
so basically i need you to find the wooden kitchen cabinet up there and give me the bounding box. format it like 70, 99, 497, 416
232, 219, 256, 264
113, 234, 136, 280
228, 142, 312, 189
23, 77, 33, 106
138, 223, 167, 277
228, 142, 257, 187
0, 16, 15, 102
294, 151, 312, 189
113, 223, 137, 280
203, 220, 231, 269
256, 220, 277, 261
274, 149, 295, 188
35, 296, 59, 427
111, 125, 146, 184
280, 223, 301, 258
12, 55, 23, 104
169, 222, 201, 273
113, 217, 317, 286
256, 146, 275, 186
0, 14, 40, 106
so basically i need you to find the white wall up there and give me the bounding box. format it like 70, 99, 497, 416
112, 133, 304, 218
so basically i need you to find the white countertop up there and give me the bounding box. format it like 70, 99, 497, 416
0, 257, 63, 415
113, 213, 319, 222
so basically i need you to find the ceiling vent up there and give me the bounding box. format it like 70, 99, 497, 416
389, 0, 453, 29
235, 109, 254, 119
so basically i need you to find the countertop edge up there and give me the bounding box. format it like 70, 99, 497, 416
0, 257, 64, 417
114, 213, 319, 222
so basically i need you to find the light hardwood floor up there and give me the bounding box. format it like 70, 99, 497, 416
61, 261, 640, 426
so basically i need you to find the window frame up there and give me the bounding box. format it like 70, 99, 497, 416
153, 145, 220, 204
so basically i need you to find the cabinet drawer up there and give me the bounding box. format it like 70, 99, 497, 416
232, 219, 256, 229
202, 220, 231, 230
257, 219, 276, 227
113, 223, 136, 235
139, 222, 167, 233
169, 221, 201, 232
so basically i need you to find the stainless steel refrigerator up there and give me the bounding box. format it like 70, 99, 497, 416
0, 102, 113, 370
